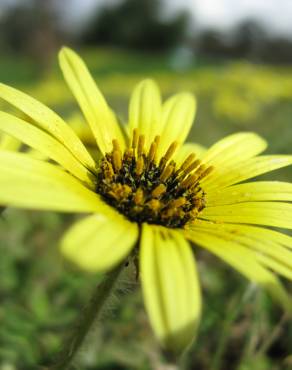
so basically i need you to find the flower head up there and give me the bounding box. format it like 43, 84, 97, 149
0, 47, 292, 354
96, 129, 212, 228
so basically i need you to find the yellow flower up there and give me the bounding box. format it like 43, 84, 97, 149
1, 47, 292, 354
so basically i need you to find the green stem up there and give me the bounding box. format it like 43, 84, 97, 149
51, 263, 124, 370
161, 350, 181, 370
210, 283, 256, 370
255, 312, 288, 358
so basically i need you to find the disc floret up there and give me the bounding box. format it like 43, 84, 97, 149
96, 129, 213, 228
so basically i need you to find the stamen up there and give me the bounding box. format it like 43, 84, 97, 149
136, 156, 144, 176
113, 150, 122, 172
134, 188, 144, 205
154, 136, 160, 146
164, 141, 178, 162
180, 173, 199, 189
109, 184, 131, 201
108, 190, 119, 200
195, 164, 206, 176
170, 197, 187, 208
159, 141, 177, 169
160, 164, 174, 182
153, 136, 160, 163
112, 139, 121, 153
147, 199, 161, 212
200, 165, 214, 180
138, 135, 145, 156
162, 207, 177, 219
96, 136, 209, 228
152, 184, 166, 198
132, 128, 139, 149
181, 153, 196, 171
123, 148, 134, 163
148, 142, 157, 164
183, 159, 201, 176
103, 160, 114, 180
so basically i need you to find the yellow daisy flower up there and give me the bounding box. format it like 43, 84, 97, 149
0, 47, 292, 354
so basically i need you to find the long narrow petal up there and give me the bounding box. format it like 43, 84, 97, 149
0, 134, 21, 151
202, 155, 292, 190
201, 132, 267, 167
185, 226, 292, 311
67, 111, 96, 146
0, 150, 105, 213
207, 181, 292, 206
140, 224, 201, 354
187, 221, 292, 280
0, 82, 95, 171
0, 111, 94, 187
128, 79, 161, 149
59, 47, 125, 154
200, 202, 292, 230
158, 93, 196, 158
61, 213, 138, 272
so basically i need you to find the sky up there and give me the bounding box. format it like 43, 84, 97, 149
1, 0, 292, 37
177, 0, 292, 36
64, 0, 292, 37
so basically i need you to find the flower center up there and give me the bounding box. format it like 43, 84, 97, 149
96, 129, 213, 228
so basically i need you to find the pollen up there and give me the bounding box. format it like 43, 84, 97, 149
96, 129, 213, 228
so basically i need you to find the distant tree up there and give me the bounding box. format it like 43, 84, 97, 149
197, 29, 228, 58
232, 19, 267, 60
262, 37, 292, 64
0, 0, 63, 72
197, 19, 272, 62
81, 0, 189, 51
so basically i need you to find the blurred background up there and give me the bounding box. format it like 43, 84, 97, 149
1, 0, 292, 369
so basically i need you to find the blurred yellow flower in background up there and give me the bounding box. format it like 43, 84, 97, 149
0, 48, 292, 354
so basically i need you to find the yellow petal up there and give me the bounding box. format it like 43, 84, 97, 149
61, 213, 138, 272
0, 82, 95, 171
0, 150, 104, 213
207, 181, 292, 206
0, 134, 22, 151
67, 111, 96, 146
188, 220, 292, 280
200, 202, 292, 230
0, 111, 94, 187
174, 142, 207, 166
26, 148, 49, 160
257, 254, 292, 280
185, 226, 292, 311
140, 224, 201, 354
128, 79, 161, 149
201, 132, 267, 167
158, 93, 196, 158
59, 47, 125, 154
202, 155, 292, 190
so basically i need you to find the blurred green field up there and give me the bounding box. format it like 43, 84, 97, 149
1, 48, 292, 370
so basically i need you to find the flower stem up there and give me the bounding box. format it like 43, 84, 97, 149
210, 283, 256, 370
50, 263, 124, 370
255, 312, 288, 358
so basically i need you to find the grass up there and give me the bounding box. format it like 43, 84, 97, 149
1, 48, 292, 369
